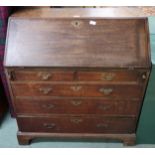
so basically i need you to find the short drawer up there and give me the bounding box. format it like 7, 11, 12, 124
11, 83, 143, 98
9, 70, 74, 81
8, 69, 148, 83
15, 98, 141, 116
17, 115, 136, 133
77, 70, 147, 82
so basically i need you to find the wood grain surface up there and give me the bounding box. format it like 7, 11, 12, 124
5, 18, 150, 68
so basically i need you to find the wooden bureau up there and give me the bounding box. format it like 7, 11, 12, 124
4, 8, 151, 145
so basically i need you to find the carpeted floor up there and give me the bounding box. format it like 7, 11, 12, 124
0, 113, 155, 148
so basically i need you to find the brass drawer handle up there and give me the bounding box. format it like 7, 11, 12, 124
98, 104, 112, 110
70, 118, 83, 124
43, 123, 56, 129
101, 73, 115, 81
142, 73, 147, 80
99, 88, 113, 95
38, 72, 52, 80
70, 85, 82, 92
71, 20, 82, 28
71, 100, 82, 106
96, 123, 108, 129
39, 87, 52, 94
42, 104, 55, 109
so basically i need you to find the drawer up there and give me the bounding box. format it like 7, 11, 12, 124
77, 70, 147, 82
11, 83, 143, 98
15, 98, 141, 116
9, 69, 148, 82
9, 70, 74, 81
17, 115, 136, 133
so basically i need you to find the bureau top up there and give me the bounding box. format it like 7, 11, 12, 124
4, 8, 151, 68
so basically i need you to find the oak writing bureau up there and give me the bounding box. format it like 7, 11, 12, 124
4, 8, 151, 145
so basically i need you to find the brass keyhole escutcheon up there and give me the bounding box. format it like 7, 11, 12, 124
71, 20, 82, 28
101, 73, 115, 81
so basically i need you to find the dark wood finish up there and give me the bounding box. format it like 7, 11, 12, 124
15, 98, 141, 115
11, 83, 143, 98
9, 69, 148, 82
5, 18, 150, 68
11, 70, 74, 81
4, 8, 151, 145
17, 115, 136, 133
17, 132, 136, 146
77, 70, 147, 82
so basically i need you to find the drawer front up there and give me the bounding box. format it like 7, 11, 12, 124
77, 70, 147, 82
9, 70, 148, 82
15, 98, 140, 116
10, 70, 74, 81
11, 83, 142, 98
17, 116, 136, 133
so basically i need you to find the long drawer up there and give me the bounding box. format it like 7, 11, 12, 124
17, 115, 136, 133
15, 98, 140, 116
9, 69, 148, 82
11, 83, 143, 98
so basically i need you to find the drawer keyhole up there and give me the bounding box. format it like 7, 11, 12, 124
71, 20, 82, 28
